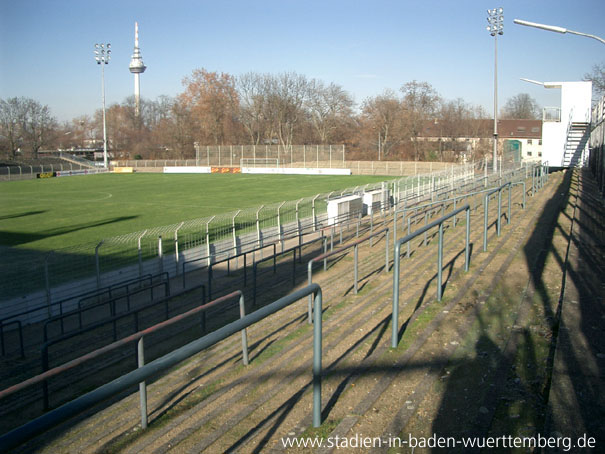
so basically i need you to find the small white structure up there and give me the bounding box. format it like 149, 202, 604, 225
327, 195, 362, 226
362, 189, 384, 216
525, 79, 592, 167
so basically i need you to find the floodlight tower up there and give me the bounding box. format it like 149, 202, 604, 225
129, 22, 146, 117
487, 7, 503, 174
94, 43, 111, 169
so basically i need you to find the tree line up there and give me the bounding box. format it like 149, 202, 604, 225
1, 68, 562, 163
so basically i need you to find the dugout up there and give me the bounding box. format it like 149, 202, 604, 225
327, 195, 362, 226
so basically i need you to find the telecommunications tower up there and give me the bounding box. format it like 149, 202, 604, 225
128, 22, 146, 117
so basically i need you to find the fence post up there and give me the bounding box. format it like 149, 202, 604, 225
232, 210, 241, 265
174, 222, 184, 276
95, 241, 104, 290
277, 201, 285, 252
256, 205, 264, 255
206, 216, 215, 267
138, 336, 148, 429
158, 236, 164, 274
296, 198, 303, 246
385, 228, 390, 272
312, 194, 320, 232
138, 230, 147, 278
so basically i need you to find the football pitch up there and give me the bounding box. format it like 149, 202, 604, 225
0, 172, 393, 252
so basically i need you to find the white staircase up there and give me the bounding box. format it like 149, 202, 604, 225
562, 122, 589, 167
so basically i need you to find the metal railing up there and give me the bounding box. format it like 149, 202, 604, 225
39, 282, 206, 410
0, 273, 166, 358
391, 204, 471, 347
306, 227, 390, 323
0, 284, 324, 451
482, 182, 512, 252
252, 236, 325, 307
42, 279, 171, 343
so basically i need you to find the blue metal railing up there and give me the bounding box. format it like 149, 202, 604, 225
307, 227, 389, 323
391, 205, 471, 348
0, 284, 323, 451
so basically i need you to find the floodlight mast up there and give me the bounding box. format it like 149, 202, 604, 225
487, 7, 503, 174
513, 19, 605, 45
94, 43, 111, 169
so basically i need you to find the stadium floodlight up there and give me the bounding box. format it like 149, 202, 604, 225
487, 7, 503, 174
94, 43, 111, 169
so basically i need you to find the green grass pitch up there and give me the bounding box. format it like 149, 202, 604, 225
0, 173, 392, 252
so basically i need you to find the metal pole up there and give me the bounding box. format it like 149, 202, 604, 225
508, 183, 511, 225
497, 189, 502, 236
392, 242, 401, 348
437, 223, 444, 301
493, 31, 498, 174
277, 201, 285, 252
239, 294, 249, 365
138, 337, 148, 429
101, 62, 108, 169
312, 288, 323, 428
312, 194, 319, 232
465, 207, 470, 272
256, 205, 264, 253
483, 195, 489, 252
174, 222, 184, 275
206, 216, 214, 267
354, 244, 358, 294
158, 236, 163, 274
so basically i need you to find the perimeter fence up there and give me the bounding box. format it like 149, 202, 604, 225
1, 160, 514, 328
113, 145, 455, 177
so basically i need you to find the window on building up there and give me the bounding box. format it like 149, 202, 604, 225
538, 152, 542, 157
528, 139, 533, 145
527, 151, 532, 156
539, 140, 542, 145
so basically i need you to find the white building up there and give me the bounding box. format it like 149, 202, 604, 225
532, 80, 592, 167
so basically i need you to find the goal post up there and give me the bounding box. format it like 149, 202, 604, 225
240, 158, 279, 168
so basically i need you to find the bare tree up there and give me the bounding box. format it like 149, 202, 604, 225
361, 89, 406, 159
401, 81, 440, 160
500, 93, 540, 119
584, 62, 605, 99
264, 72, 310, 147
0, 97, 57, 159
0, 97, 25, 158
306, 80, 354, 144
237, 72, 270, 145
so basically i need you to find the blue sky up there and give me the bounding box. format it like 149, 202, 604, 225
1, 0, 603, 122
